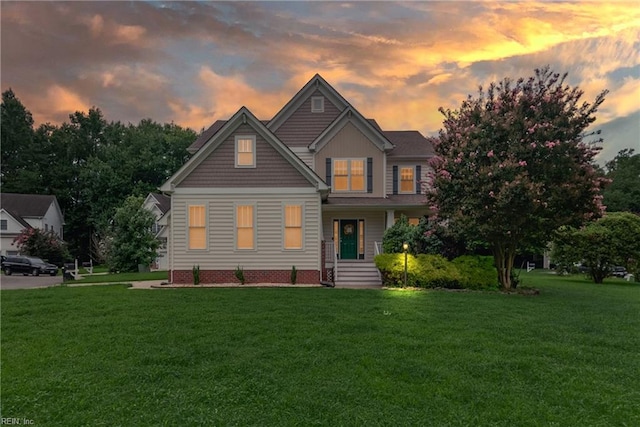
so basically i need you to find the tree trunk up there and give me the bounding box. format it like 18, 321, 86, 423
493, 242, 517, 290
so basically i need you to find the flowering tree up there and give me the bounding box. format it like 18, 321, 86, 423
427, 67, 608, 289
13, 228, 70, 266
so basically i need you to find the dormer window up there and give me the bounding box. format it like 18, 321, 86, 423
235, 135, 256, 168
311, 96, 324, 113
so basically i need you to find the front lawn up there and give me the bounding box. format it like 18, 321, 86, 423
2, 272, 638, 425
70, 270, 168, 284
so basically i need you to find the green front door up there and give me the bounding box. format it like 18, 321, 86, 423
340, 219, 358, 259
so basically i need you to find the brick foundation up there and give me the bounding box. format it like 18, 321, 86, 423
169, 269, 320, 284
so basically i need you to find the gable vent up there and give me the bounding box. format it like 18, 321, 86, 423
311, 96, 324, 113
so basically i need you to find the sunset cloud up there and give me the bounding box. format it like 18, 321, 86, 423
1, 1, 637, 163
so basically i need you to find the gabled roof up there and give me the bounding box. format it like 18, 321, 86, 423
160, 107, 330, 194
188, 119, 271, 153
1, 193, 58, 217
308, 106, 395, 152
0, 193, 64, 230
385, 131, 435, 158
267, 74, 350, 132
149, 193, 171, 215
188, 120, 227, 154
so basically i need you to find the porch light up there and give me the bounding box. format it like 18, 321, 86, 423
403, 242, 409, 287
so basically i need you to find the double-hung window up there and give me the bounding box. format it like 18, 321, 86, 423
333, 159, 365, 192
235, 135, 255, 167
236, 205, 255, 250
188, 205, 206, 249
400, 167, 415, 193
284, 205, 302, 249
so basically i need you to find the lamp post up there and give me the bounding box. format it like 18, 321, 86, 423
403, 242, 408, 287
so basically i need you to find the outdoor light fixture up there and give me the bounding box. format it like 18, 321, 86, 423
403, 242, 408, 287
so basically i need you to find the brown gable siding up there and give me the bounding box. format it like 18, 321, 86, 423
273, 89, 342, 148
178, 123, 311, 188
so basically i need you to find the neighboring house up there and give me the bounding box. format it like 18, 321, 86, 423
160, 74, 434, 285
0, 193, 65, 256
143, 193, 171, 270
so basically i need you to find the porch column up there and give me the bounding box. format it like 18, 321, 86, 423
385, 210, 395, 229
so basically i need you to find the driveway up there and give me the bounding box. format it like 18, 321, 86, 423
0, 273, 63, 290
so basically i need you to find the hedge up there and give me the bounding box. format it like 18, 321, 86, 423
374, 253, 498, 290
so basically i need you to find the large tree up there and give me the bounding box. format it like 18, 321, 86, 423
427, 67, 608, 289
603, 149, 640, 213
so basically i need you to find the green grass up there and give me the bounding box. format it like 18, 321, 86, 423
2, 271, 639, 426
70, 270, 168, 284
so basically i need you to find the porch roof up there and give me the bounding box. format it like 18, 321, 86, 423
323, 194, 427, 208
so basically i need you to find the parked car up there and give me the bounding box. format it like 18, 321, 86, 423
611, 266, 627, 278
2, 256, 58, 276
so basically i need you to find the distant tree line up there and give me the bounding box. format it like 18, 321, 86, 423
1, 89, 196, 260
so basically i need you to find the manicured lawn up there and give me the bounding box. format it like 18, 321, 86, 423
70, 270, 168, 284
2, 272, 638, 426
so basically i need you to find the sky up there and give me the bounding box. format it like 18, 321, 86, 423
1, 1, 639, 164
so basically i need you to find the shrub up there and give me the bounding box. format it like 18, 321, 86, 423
374, 253, 497, 290
382, 215, 443, 255
234, 265, 245, 285
451, 255, 499, 290
290, 265, 297, 285
192, 265, 200, 285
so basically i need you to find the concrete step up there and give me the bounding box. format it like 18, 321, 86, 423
335, 262, 381, 286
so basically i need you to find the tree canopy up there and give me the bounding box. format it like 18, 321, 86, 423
552, 212, 640, 283
603, 149, 640, 213
1, 89, 196, 259
427, 66, 609, 289
107, 196, 159, 272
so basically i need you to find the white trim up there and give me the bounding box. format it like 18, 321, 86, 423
399, 165, 416, 194
309, 107, 394, 152
234, 203, 256, 251
171, 187, 319, 195
187, 203, 208, 251
332, 158, 367, 193
282, 202, 305, 251
235, 135, 256, 168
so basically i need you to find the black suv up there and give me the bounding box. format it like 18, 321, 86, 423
2, 256, 58, 276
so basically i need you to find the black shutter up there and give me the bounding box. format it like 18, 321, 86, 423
367, 157, 373, 193
326, 158, 332, 187
392, 165, 398, 195
416, 165, 422, 194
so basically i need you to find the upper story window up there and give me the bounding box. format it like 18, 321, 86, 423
400, 167, 415, 193
0, 220, 7, 231
333, 159, 365, 192
235, 135, 256, 168
311, 96, 324, 113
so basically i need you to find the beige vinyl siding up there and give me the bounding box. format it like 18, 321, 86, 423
170, 192, 321, 271
179, 123, 310, 188
315, 122, 385, 197
290, 147, 314, 169
274, 89, 342, 147
322, 209, 386, 262
386, 161, 433, 196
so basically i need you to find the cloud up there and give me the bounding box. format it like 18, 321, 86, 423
32, 85, 91, 124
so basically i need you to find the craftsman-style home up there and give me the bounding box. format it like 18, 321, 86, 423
160, 74, 434, 285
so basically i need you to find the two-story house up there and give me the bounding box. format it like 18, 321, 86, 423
0, 193, 65, 256
160, 74, 434, 285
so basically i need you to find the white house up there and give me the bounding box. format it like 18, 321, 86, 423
0, 193, 65, 256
